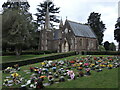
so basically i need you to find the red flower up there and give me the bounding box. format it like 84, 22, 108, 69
82, 57, 85, 59
30, 67, 34, 70
69, 61, 75, 64
94, 57, 97, 60
109, 59, 113, 61
80, 60, 83, 62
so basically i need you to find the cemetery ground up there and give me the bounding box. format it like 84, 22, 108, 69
2, 53, 61, 63
2, 55, 119, 88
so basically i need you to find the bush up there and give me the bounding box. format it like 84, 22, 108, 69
2, 50, 57, 56
2, 51, 15, 56
2, 51, 77, 70
82, 51, 120, 55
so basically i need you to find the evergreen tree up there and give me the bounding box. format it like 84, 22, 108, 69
88, 12, 106, 45
2, 1, 36, 55
35, 0, 60, 28
114, 17, 120, 51
109, 42, 116, 51
104, 41, 110, 51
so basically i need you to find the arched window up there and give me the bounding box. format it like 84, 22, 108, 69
80, 39, 82, 46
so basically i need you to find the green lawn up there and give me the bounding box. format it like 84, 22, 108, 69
2, 53, 66, 63
2, 55, 119, 88
2, 54, 49, 63
1, 52, 76, 63
47, 68, 118, 88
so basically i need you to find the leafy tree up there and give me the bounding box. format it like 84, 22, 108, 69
35, 0, 60, 28
88, 12, 106, 45
2, 1, 35, 55
109, 42, 116, 51
2, 1, 30, 11
104, 41, 110, 51
114, 17, 120, 51
98, 45, 105, 51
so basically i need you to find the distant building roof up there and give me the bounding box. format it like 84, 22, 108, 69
67, 20, 97, 38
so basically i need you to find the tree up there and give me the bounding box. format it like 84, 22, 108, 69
2, 1, 35, 55
88, 12, 106, 45
114, 17, 120, 51
35, 0, 60, 28
109, 42, 116, 51
98, 45, 105, 51
2, 1, 30, 11
104, 41, 110, 51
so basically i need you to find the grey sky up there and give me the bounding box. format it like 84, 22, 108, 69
0, 0, 119, 45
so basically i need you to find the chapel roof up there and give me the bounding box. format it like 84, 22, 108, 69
67, 20, 97, 38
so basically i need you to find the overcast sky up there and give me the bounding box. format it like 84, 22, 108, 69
0, 0, 120, 45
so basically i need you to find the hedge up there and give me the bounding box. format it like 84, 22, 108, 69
2, 51, 77, 70
2, 50, 57, 56
81, 51, 120, 55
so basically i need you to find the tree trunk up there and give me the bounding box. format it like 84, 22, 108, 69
38, 31, 41, 51
15, 46, 21, 56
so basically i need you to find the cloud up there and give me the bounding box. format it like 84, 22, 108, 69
0, 0, 119, 45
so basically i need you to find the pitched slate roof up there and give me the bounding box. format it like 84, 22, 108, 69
67, 20, 97, 38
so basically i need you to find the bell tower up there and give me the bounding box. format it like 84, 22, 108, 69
41, 0, 54, 51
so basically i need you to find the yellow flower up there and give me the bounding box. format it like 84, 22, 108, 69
11, 73, 19, 77
100, 64, 103, 67
77, 64, 80, 66
103, 65, 106, 67
90, 64, 95, 67
42, 62, 45, 65
73, 64, 77, 67
107, 64, 113, 67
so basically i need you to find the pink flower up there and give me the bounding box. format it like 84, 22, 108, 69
84, 63, 89, 66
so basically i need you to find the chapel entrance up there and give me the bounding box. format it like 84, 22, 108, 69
62, 40, 69, 52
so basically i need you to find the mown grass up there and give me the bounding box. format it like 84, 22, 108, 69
1, 52, 76, 63
2, 53, 69, 63
2, 55, 119, 88
47, 68, 118, 88
2, 54, 50, 63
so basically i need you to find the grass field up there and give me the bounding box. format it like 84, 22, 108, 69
47, 68, 118, 88
2, 54, 50, 63
2, 53, 65, 63
1, 52, 76, 63
2, 55, 119, 88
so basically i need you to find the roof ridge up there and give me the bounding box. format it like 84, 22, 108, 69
67, 20, 83, 25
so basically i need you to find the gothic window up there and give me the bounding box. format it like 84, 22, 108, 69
71, 38, 74, 49
91, 40, 94, 48
75, 38, 77, 44
86, 39, 88, 47
71, 38, 73, 44
80, 39, 82, 46
53, 32, 55, 38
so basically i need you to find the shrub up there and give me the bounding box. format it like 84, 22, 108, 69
2, 51, 77, 70
2, 50, 57, 56
82, 51, 120, 55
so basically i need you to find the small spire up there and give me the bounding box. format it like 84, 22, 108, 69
59, 17, 63, 29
